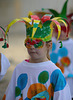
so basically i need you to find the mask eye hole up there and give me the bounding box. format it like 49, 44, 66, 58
27, 42, 30, 45
34, 43, 39, 48
36, 42, 39, 45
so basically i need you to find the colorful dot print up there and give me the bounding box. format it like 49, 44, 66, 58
50, 69, 66, 92
2, 94, 6, 100
67, 74, 73, 78
17, 73, 28, 90
38, 71, 49, 84
60, 56, 70, 66
48, 83, 54, 100
15, 86, 21, 97
19, 97, 23, 100
15, 73, 28, 98
50, 42, 71, 74
27, 83, 47, 99
31, 91, 49, 100
58, 47, 68, 57
24, 97, 30, 100
52, 42, 56, 51
50, 53, 58, 64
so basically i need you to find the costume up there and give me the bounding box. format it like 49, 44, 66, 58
50, 37, 73, 98
0, 53, 10, 80
41, 0, 73, 43
1, 11, 67, 48
2, 60, 71, 100
41, 1, 73, 98
2, 12, 70, 100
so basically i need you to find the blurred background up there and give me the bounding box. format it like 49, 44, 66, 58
0, 0, 73, 99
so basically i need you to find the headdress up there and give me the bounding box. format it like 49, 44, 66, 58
1, 13, 67, 48
0, 26, 9, 48
0, 26, 5, 41
42, 0, 70, 37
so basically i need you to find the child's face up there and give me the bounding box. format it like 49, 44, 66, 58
25, 38, 48, 60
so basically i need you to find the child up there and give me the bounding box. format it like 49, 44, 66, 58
2, 14, 71, 100
50, 30, 73, 100
44, 0, 73, 99
0, 53, 10, 80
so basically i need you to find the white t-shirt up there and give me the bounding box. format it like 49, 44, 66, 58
3, 60, 71, 100
0, 53, 10, 80
50, 37, 73, 98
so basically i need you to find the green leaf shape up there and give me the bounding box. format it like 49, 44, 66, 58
2, 42, 7, 48
15, 86, 21, 97
59, 0, 68, 19
34, 21, 51, 39
26, 21, 52, 41
59, 41, 63, 48
26, 27, 33, 37
49, 9, 59, 17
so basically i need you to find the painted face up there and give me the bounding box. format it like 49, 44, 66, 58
25, 38, 48, 60
25, 38, 44, 49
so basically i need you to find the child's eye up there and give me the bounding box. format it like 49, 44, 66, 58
27, 42, 30, 44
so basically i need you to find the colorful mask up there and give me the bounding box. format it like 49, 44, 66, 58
25, 38, 44, 49
2, 13, 67, 49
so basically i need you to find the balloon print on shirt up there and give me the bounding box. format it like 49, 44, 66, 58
47, 69, 66, 100
15, 73, 28, 99
50, 53, 58, 64
27, 83, 47, 99
50, 69, 66, 92
50, 42, 71, 73
52, 42, 56, 51
27, 71, 49, 99
58, 47, 68, 57
60, 56, 70, 66
48, 83, 54, 100
24, 97, 30, 100
38, 71, 49, 84
58, 47, 70, 67
50, 42, 59, 64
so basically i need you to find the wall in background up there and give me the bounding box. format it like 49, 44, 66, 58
0, 0, 73, 28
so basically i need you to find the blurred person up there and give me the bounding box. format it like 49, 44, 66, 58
48, 0, 73, 99
0, 53, 10, 81
41, 0, 73, 99
50, 29, 73, 100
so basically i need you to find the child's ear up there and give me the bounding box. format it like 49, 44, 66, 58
46, 41, 52, 50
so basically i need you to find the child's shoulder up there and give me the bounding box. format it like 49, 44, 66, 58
13, 60, 27, 72
48, 60, 61, 72
50, 61, 64, 79
15, 60, 25, 69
